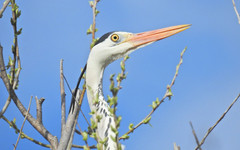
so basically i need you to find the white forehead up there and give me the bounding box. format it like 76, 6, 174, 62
93, 31, 131, 48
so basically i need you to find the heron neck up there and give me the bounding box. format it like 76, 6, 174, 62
86, 56, 120, 150
86, 59, 105, 108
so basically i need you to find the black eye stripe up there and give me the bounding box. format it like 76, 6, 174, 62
93, 31, 115, 47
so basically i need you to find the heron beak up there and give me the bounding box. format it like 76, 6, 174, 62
126, 24, 191, 47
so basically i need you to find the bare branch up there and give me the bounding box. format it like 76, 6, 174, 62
72, 144, 96, 149
119, 47, 187, 140
80, 109, 91, 128
67, 113, 79, 150
0, 96, 11, 118
0, 0, 11, 18
232, 0, 240, 24
189, 121, 202, 150
173, 143, 181, 150
60, 59, 66, 137
2, 115, 51, 148
195, 94, 240, 150
58, 89, 82, 150
14, 96, 33, 150
0, 45, 58, 149
35, 96, 45, 124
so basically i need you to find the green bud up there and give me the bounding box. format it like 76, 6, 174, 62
116, 116, 122, 126
87, 24, 93, 35
16, 10, 21, 18
96, 115, 102, 122
16, 28, 22, 35
86, 28, 92, 35
82, 131, 88, 141
97, 143, 102, 150
120, 134, 129, 140
152, 101, 157, 109
111, 125, 117, 133
143, 116, 151, 124
95, 10, 100, 16
20, 134, 25, 139
89, 1, 94, 7
124, 55, 130, 60
89, 110, 95, 115
166, 86, 173, 100
120, 61, 125, 72
109, 108, 114, 114
90, 132, 97, 139
110, 135, 116, 142
155, 98, 160, 105
11, 45, 15, 53
100, 137, 108, 144
129, 123, 134, 130
13, 118, 16, 124
91, 118, 97, 129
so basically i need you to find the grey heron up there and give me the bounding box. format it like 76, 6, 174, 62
71, 24, 190, 150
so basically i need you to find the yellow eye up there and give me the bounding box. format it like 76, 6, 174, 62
110, 34, 119, 42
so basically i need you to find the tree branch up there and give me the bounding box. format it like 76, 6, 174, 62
195, 93, 240, 150
0, 96, 11, 118
60, 59, 66, 137
2, 115, 51, 148
72, 144, 96, 149
232, 0, 240, 24
14, 96, 33, 150
190, 121, 202, 150
0, 45, 58, 149
0, 0, 11, 18
91, 0, 98, 41
10, 0, 22, 89
35, 96, 45, 124
173, 143, 181, 150
58, 89, 82, 150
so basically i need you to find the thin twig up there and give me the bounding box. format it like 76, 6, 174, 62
60, 59, 66, 137
63, 73, 89, 127
195, 94, 240, 150
0, 96, 11, 118
0, 0, 11, 18
232, 0, 240, 24
173, 143, 181, 150
10, 0, 22, 89
77, 123, 90, 149
119, 47, 187, 140
14, 96, 33, 150
80, 109, 91, 128
190, 121, 202, 150
89, 0, 100, 49
91, 0, 98, 41
2, 115, 51, 148
72, 144, 97, 149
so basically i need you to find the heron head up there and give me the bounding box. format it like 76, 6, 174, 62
90, 24, 191, 67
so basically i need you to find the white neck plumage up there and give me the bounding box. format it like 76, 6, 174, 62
86, 53, 119, 150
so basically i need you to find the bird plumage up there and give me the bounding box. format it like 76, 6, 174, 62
70, 24, 190, 150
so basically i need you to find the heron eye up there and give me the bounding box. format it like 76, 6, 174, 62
110, 34, 119, 42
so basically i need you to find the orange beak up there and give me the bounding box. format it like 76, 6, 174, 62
126, 24, 191, 47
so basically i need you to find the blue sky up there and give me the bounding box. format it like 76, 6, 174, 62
1, 0, 240, 149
